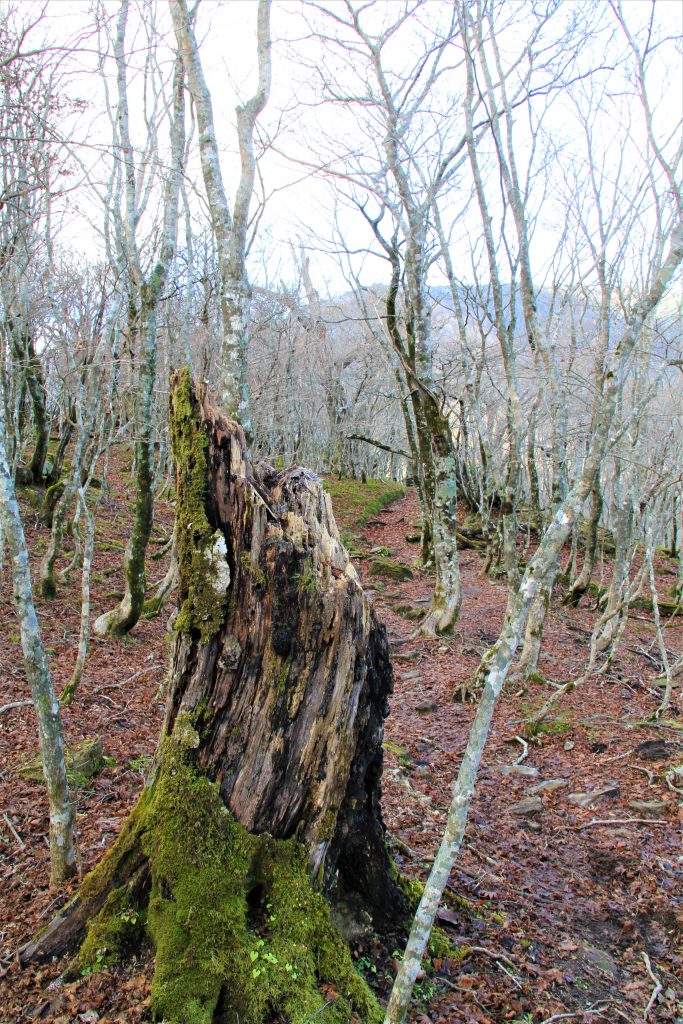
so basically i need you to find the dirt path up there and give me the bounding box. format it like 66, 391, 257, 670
0, 482, 681, 1023
354, 490, 682, 1024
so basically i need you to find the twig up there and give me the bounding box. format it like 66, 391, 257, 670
94, 664, 162, 691
538, 1006, 612, 1023
468, 946, 522, 988
492, 958, 523, 990
627, 645, 662, 667
513, 735, 528, 765
472, 945, 517, 970
630, 764, 655, 785
0, 700, 32, 716
598, 749, 633, 763
3, 812, 25, 849
641, 951, 662, 1019
558, 818, 668, 830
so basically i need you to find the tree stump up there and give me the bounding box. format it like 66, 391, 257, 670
20, 371, 406, 1024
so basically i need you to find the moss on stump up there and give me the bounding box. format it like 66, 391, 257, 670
170, 370, 231, 642
74, 745, 382, 1024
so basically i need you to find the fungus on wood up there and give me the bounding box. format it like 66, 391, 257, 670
21, 370, 406, 1023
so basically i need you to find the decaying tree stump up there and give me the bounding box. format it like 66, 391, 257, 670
20, 370, 406, 1024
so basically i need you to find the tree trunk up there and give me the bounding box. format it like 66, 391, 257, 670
563, 477, 603, 606
0, 390, 76, 884
21, 371, 406, 1024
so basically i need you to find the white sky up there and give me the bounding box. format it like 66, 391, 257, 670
17, 0, 683, 301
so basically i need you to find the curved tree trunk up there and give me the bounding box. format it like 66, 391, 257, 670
21, 372, 406, 1024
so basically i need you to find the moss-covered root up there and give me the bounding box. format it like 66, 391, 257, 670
77, 745, 382, 1024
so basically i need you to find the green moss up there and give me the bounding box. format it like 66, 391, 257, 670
241, 550, 266, 587
39, 477, 66, 524
395, 877, 468, 966
428, 927, 466, 961
368, 558, 413, 582
141, 592, 165, 619
397, 874, 425, 913
77, 744, 381, 1024
77, 886, 145, 974
170, 370, 229, 642
98, 540, 125, 552
394, 604, 425, 621
523, 703, 574, 739
276, 655, 291, 694
18, 736, 106, 787
631, 596, 681, 617
317, 809, 337, 843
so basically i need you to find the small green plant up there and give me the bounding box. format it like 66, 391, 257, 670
81, 946, 109, 977
8, 631, 20, 644
293, 559, 319, 595
129, 753, 153, 776
240, 551, 266, 587
249, 938, 300, 981
413, 976, 437, 1005
357, 955, 377, 975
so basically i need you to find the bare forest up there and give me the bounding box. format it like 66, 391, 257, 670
0, 2, 681, 1023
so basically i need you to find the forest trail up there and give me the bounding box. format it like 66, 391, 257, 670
1, 476, 681, 1023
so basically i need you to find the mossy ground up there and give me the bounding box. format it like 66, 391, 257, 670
323, 477, 405, 551
368, 558, 414, 582
395, 876, 470, 964
76, 745, 382, 1024
18, 737, 108, 787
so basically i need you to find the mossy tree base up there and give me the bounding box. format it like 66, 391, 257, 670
23, 748, 381, 1024
22, 373, 406, 1022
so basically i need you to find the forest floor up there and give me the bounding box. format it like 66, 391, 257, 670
0, 465, 681, 1024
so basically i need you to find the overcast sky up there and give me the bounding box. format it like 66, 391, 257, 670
26, 0, 683, 302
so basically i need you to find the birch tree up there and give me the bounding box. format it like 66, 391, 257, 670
0, 9, 65, 485
0, 379, 75, 884
386, 212, 683, 1023
168, 0, 271, 440
94, 0, 186, 636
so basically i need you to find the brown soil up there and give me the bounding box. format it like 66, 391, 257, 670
0, 477, 681, 1023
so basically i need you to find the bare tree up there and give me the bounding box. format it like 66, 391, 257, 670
0, 378, 75, 884
94, 0, 186, 637
169, 0, 271, 440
